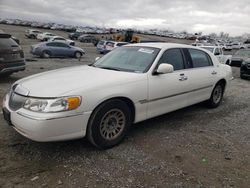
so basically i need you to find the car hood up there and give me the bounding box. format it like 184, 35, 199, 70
14, 65, 145, 97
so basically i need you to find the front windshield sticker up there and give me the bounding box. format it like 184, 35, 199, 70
138, 48, 154, 54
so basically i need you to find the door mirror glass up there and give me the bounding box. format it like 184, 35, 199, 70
156, 63, 174, 74
95, 57, 100, 61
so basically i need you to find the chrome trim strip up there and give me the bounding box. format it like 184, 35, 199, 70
17, 111, 84, 121
139, 85, 213, 104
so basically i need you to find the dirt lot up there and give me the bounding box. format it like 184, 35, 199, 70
0, 24, 250, 188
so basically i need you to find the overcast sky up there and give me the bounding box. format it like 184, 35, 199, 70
0, 0, 250, 36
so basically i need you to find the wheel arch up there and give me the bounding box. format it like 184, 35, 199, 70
88, 96, 136, 125
216, 79, 227, 92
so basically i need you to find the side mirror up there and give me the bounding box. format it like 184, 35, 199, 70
95, 57, 100, 61
155, 64, 174, 74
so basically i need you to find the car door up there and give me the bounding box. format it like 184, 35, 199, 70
147, 48, 190, 119
183, 48, 218, 106
45, 42, 59, 56
56, 42, 71, 57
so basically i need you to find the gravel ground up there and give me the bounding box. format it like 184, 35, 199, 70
0, 24, 250, 188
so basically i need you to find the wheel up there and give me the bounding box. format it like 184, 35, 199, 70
87, 99, 132, 149
74, 51, 82, 58
42, 50, 51, 58
206, 82, 224, 108
240, 74, 246, 79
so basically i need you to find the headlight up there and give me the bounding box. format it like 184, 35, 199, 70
23, 96, 81, 113
242, 61, 246, 65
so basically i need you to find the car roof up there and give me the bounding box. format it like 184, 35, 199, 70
201, 46, 219, 48
126, 42, 202, 50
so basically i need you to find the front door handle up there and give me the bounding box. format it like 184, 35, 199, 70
179, 76, 188, 81
211, 71, 217, 75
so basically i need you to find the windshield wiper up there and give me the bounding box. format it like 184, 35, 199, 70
98, 66, 121, 71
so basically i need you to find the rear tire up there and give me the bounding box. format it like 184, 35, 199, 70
206, 82, 224, 108
87, 99, 132, 149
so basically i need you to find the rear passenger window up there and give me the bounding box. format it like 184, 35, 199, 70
158, 49, 185, 71
188, 49, 212, 68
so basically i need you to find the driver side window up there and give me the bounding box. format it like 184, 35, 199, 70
158, 49, 185, 71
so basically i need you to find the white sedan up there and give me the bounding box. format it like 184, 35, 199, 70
2, 43, 233, 148
48, 36, 75, 46
37, 32, 56, 41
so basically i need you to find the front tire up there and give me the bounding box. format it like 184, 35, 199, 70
206, 83, 224, 108
74, 51, 82, 58
87, 99, 132, 149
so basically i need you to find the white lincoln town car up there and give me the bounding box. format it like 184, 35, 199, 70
2, 43, 233, 148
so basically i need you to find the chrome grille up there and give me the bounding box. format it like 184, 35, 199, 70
8, 92, 27, 111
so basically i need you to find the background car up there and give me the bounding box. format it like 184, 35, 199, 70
96, 40, 112, 54
25, 29, 42, 39
68, 32, 83, 40
78, 35, 98, 43
30, 41, 85, 58
37, 32, 56, 41
231, 42, 246, 49
105, 41, 129, 52
0, 32, 25, 77
48, 36, 75, 46
240, 59, 250, 79
230, 49, 250, 67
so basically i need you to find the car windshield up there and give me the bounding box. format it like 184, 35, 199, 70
235, 50, 250, 57
93, 46, 160, 73
202, 47, 214, 53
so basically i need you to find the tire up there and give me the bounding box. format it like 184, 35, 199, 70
240, 74, 246, 79
87, 99, 132, 149
206, 82, 224, 108
74, 51, 82, 58
42, 50, 51, 58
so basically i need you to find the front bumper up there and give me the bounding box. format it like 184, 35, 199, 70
2, 93, 92, 142
0, 61, 25, 75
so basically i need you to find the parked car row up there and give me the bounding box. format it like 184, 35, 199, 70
25, 29, 75, 46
